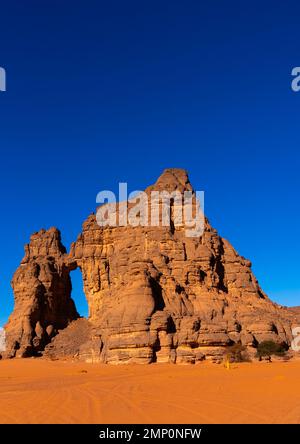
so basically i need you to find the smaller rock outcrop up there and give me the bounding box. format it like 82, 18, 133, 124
5, 228, 78, 358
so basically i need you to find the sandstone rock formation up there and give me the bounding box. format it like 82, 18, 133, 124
4, 169, 299, 363
5, 228, 78, 357
285, 306, 300, 326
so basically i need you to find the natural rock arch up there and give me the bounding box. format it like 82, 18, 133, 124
70, 267, 89, 318
4, 169, 299, 363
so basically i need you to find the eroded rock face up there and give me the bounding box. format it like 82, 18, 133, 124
68, 169, 295, 363
4, 169, 298, 363
5, 228, 78, 357
287, 306, 300, 321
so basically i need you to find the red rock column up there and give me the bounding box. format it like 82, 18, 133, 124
5, 228, 78, 358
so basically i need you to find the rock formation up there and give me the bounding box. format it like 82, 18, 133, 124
5, 228, 78, 357
285, 307, 300, 325
44, 318, 92, 360
4, 169, 299, 363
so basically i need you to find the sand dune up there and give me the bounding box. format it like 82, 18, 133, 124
0, 359, 299, 424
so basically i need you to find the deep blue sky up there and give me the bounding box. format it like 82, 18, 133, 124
0, 0, 300, 325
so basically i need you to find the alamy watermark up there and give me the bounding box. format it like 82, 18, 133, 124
96, 183, 205, 238
0, 328, 6, 352
0, 67, 6, 92
291, 327, 300, 352
291, 67, 300, 92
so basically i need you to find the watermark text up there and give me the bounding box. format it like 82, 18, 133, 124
0, 67, 6, 92
96, 183, 205, 238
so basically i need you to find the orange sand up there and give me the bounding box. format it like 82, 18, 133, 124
0, 359, 299, 424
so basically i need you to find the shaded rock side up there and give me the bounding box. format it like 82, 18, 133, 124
5, 228, 78, 357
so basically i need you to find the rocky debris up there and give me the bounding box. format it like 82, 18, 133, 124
4, 169, 299, 363
4, 228, 78, 358
44, 318, 92, 360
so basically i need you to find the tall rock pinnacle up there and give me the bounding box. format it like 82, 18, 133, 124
5, 228, 78, 357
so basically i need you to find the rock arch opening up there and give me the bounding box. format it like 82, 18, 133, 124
70, 268, 88, 319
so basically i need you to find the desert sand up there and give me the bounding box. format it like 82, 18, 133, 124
0, 359, 300, 424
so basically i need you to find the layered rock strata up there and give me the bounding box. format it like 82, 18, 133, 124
5, 228, 78, 357
4, 169, 297, 363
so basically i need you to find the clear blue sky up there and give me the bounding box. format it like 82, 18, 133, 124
0, 0, 300, 325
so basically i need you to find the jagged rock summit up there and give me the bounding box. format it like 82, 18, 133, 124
5, 228, 78, 357
4, 169, 298, 363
